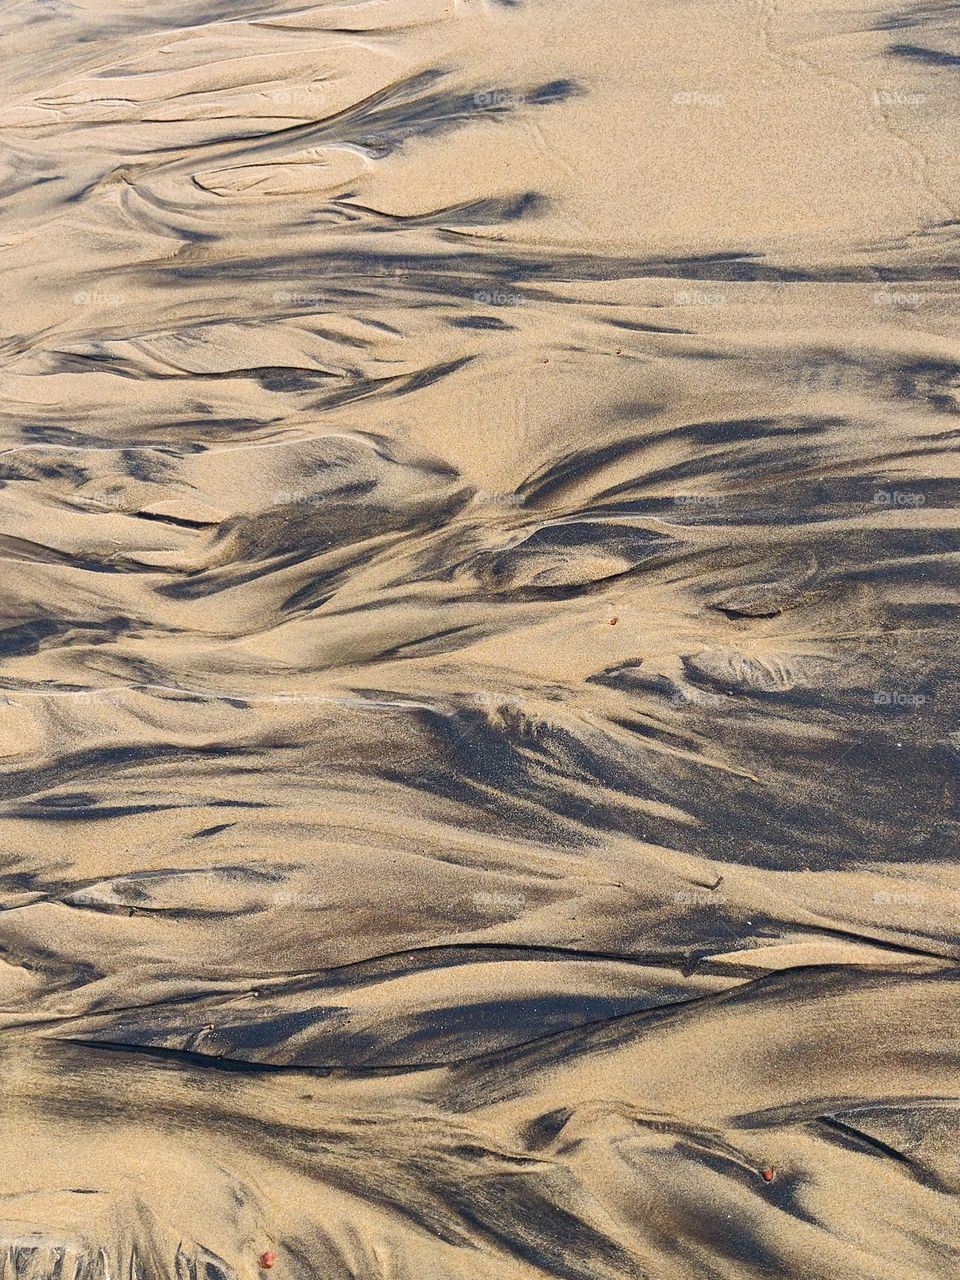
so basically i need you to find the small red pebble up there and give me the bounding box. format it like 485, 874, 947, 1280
761, 1167, 774, 1182
259, 1253, 276, 1270
609, 617, 619, 625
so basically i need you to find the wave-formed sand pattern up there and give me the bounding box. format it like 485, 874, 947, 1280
1, 0, 958, 1276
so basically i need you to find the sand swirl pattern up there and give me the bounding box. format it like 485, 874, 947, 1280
0, 0, 958, 1277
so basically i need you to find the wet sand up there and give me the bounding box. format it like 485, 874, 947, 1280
1, 0, 959, 1276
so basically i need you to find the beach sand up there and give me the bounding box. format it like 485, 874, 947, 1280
0, 0, 958, 1276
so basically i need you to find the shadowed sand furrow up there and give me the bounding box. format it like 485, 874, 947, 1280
1, 0, 958, 1277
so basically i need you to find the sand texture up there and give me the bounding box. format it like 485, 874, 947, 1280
0, 0, 958, 1276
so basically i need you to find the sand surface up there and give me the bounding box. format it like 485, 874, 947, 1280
1, 0, 959, 1276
